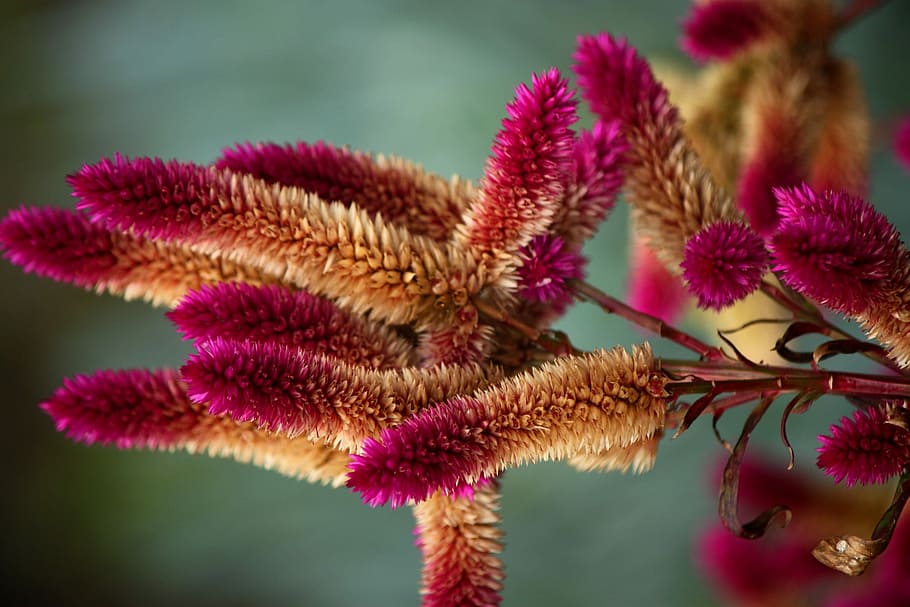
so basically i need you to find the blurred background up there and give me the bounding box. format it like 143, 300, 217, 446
2, 1, 909, 605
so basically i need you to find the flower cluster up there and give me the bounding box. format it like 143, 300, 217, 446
2, 0, 910, 605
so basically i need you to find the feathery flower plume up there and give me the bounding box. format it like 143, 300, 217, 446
770, 184, 905, 315
573, 33, 741, 268
182, 337, 495, 451
41, 368, 352, 485
413, 483, 504, 607
681, 221, 768, 310
168, 283, 413, 368
455, 68, 577, 258
217, 141, 475, 241
516, 234, 585, 306
552, 121, 627, 245
347, 345, 667, 508
681, 0, 780, 61
894, 114, 910, 172
0, 206, 280, 307
807, 60, 869, 196
70, 156, 488, 328
627, 237, 690, 323
735, 62, 809, 235
816, 404, 910, 486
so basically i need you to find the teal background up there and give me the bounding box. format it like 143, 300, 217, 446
2, 1, 909, 605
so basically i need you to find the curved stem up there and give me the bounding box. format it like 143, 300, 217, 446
571, 279, 727, 361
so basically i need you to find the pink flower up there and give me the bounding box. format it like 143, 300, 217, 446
457, 68, 577, 256
516, 234, 585, 306
770, 184, 905, 315
681, 221, 768, 310
817, 405, 910, 486
681, 0, 778, 61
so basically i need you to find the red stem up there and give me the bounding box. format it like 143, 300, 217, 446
571, 279, 727, 361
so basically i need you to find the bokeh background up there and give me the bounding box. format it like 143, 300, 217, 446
2, 1, 909, 605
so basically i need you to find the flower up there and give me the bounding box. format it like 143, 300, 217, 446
681, 220, 768, 310
817, 404, 910, 486
681, 0, 780, 61
0, 64, 639, 607
770, 184, 905, 315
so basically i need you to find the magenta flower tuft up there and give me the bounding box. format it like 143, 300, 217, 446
516, 234, 585, 306
560, 121, 627, 243
181, 337, 334, 435
770, 184, 904, 315
681, 221, 768, 310
40, 368, 191, 449
347, 396, 490, 508
69, 154, 214, 241
459, 68, 578, 254
681, 0, 777, 61
816, 405, 910, 486
167, 283, 412, 368
894, 115, 910, 172
0, 206, 115, 287
217, 140, 469, 241
573, 33, 675, 132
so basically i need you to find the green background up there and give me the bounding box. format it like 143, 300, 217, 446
2, 1, 909, 605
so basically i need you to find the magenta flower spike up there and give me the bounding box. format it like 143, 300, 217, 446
168, 283, 414, 368
770, 184, 904, 315
681, 221, 768, 310
554, 121, 627, 245
347, 345, 667, 508
181, 337, 494, 451
0, 206, 280, 307
41, 368, 352, 484
816, 405, 910, 486
516, 234, 585, 306
681, 0, 778, 62
69, 153, 488, 328
456, 68, 577, 257
573, 32, 741, 268
217, 140, 474, 241
69, 154, 216, 242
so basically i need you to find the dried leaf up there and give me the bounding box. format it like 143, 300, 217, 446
813, 469, 910, 575
720, 395, 792, 539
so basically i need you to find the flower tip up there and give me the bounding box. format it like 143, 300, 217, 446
517, 234, 585, 306
681, 221, 767, 310
816, 405, 910, 486
681, 0, 775, 62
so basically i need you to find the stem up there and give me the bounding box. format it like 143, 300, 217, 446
473, 298, 579, 357
761, 281, 904, 374
571, 279, 726, 361
760, 280, 822, 321
665, 369, 910, 399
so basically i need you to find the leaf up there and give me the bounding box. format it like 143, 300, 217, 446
779, 391, 819, 470
812, 469, 910, 575
719, 395, 792, 539
774, 321, 830, 364
812, 339, 887, 366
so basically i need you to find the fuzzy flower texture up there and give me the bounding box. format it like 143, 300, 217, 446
5, 2, 910, 604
